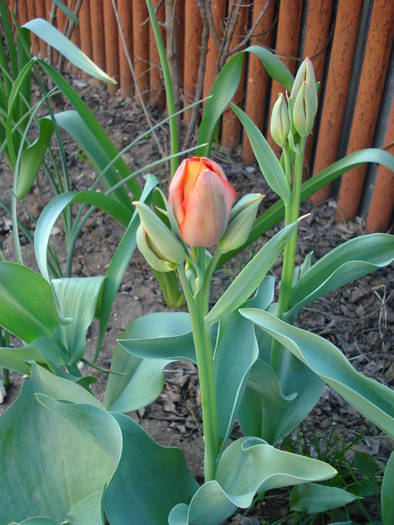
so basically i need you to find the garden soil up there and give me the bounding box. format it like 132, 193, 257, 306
0, 76, 392, 523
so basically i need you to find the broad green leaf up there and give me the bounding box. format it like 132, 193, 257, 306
37, 59, 141, 201
289, 233, 394, 316
197, 45, 293, 156
67, 492, 104, 525
35, 191, 132, 281
118, 312, 195, 362
16, 118, 54, 199
240, 309, 394, 438
104, 413, 198, 525
382, 451, 394, 525
23, 20, 114, 83
230, 102, 290, 203
52, 276, 105, 364
218, 148, 394, 267
96, 174, 159, 356
0, 262, 59, 342
52, 0, 80, 24
0, 346, 45, 374
206, 220, 298, 325
169, 437, 336, 525
290, 483, 360, 513
17, 519, 58, 525
214, 310, 258, 453
0, 365, 121, 524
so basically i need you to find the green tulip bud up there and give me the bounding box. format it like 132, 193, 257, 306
293, 81, 318, 137
218, 193, 264, 253
290, 57, 316, 100
270, 93, 290, 148
136, 226, 177, 272
133, 201, 186, 267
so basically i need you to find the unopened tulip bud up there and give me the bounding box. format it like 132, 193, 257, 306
168, 157, 236, 248
133, 201, 185, 267
270, 93, 290, 148
290, 57, 316, 100
218, 193, 264, 253
136, 226, 177, 272
293, 81, 318, 137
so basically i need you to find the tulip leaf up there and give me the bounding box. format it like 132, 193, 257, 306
230, 102, 290, 203
35, 191, 132, 281
197, 45, 293, 156
17, 519, 59, 525
169, 437, 336, 525
289, 233, 394, 317
52, 276, 105, 364
0, 365, 121, 524
218, 148, 394, 267
382, 451, 394, 525
23, 19, 115, 84
0, 262, 60, 342
104, 413, 198, 525
16, 118, 54, 200
206, 220, 298, 325
0, 346, 45, 374
290, 483, 360, 513
96, 174, 159, 357
240, 309, 394, 438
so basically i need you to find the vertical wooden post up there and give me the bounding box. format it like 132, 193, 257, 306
17, 0, 29, 25
221, 2, 250, 150
267, 0, 303, 152
44, 0, 51, 19
35, 0, 47, 56
176, 0, 185, 89
103, 0, 119, 92
118, 0, 133, 97
183, 0, 202, 123
90, 0, 106, 72
132, 0, 149, 104
301, 0, 334, 178
57, 3, 66, 33
366, 108, 394, 232
241, 0, 276, 164
336, 0, 394, 221
26, 0, 39, 54
203, 0, 227, 100
311, 0, 363, 204
149, 0, 166, 108
79, 0, 93, 59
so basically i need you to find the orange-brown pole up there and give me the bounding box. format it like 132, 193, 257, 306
35, 0, 47, 56
221, 2, 250, 150
241, 0, 276, 164
90, 0, 106, 71
79, 0, 93, 58
302, 0, 334, 178
149, 0, 166, 108
26, 0, 39, 54
203, 0, 227, 100
17, 0, 29, 25
176, 0, 185, 89
132, 0, 149, 104
44, 0, 51, 19
57, 3, 66, 32
311, 0, 363, 204
183, 0, 202, 123
336, 0, 394, 221
118, 0, 133, 97
366, 107, 394, 233
267, 0, 303, 152
103, 0, 119, 92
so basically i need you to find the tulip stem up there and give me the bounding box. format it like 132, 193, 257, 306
178, 263, 218, 481
271, 139, 305, 373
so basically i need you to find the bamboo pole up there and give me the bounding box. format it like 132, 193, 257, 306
301, 0, 334, 178
311, 0, 363, 204
336, 0, 394, 221
118, 0, 133, 97
241, 0, 275, 164
183, 0, 202, 123
103, 0, 119, 92
132, 0, 149, 104
203, 0, 226, 100
26, 0, 39, 54
366, 107, 394, 233
35, 0, 47, 56
267, 0, 303, 153
17, 0, 29, 25
90, 0, 106, 72
149, 0, 166, 108
221, 2, 250, 150
175, 0, 185, 89
79, 0, 93, 58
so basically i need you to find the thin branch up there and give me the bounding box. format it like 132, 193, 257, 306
204, 0, 221, 49
111, 0, 165, 157
230, 0, 271, 55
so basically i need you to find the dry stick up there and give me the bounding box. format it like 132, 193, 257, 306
57, 0, 83, 73
165, 0, 180, 111
111, 0, 164, 158
217, 0, 241, 71
183, 0, 209, 148
204, 0, 221, 49
229, 0, 271, 55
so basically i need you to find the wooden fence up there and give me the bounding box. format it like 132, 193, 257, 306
7, 0, 394, 232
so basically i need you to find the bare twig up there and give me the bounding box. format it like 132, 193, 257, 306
204, 0, 221, 49
111, 0, 165, 157
230, 0, 271, 55
57, 0, 83, 72
217, 0, 241, 71
165, 0, 180, 110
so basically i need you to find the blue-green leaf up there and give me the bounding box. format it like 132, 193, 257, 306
382, 451, 394, 525
290, 483, 360, 513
